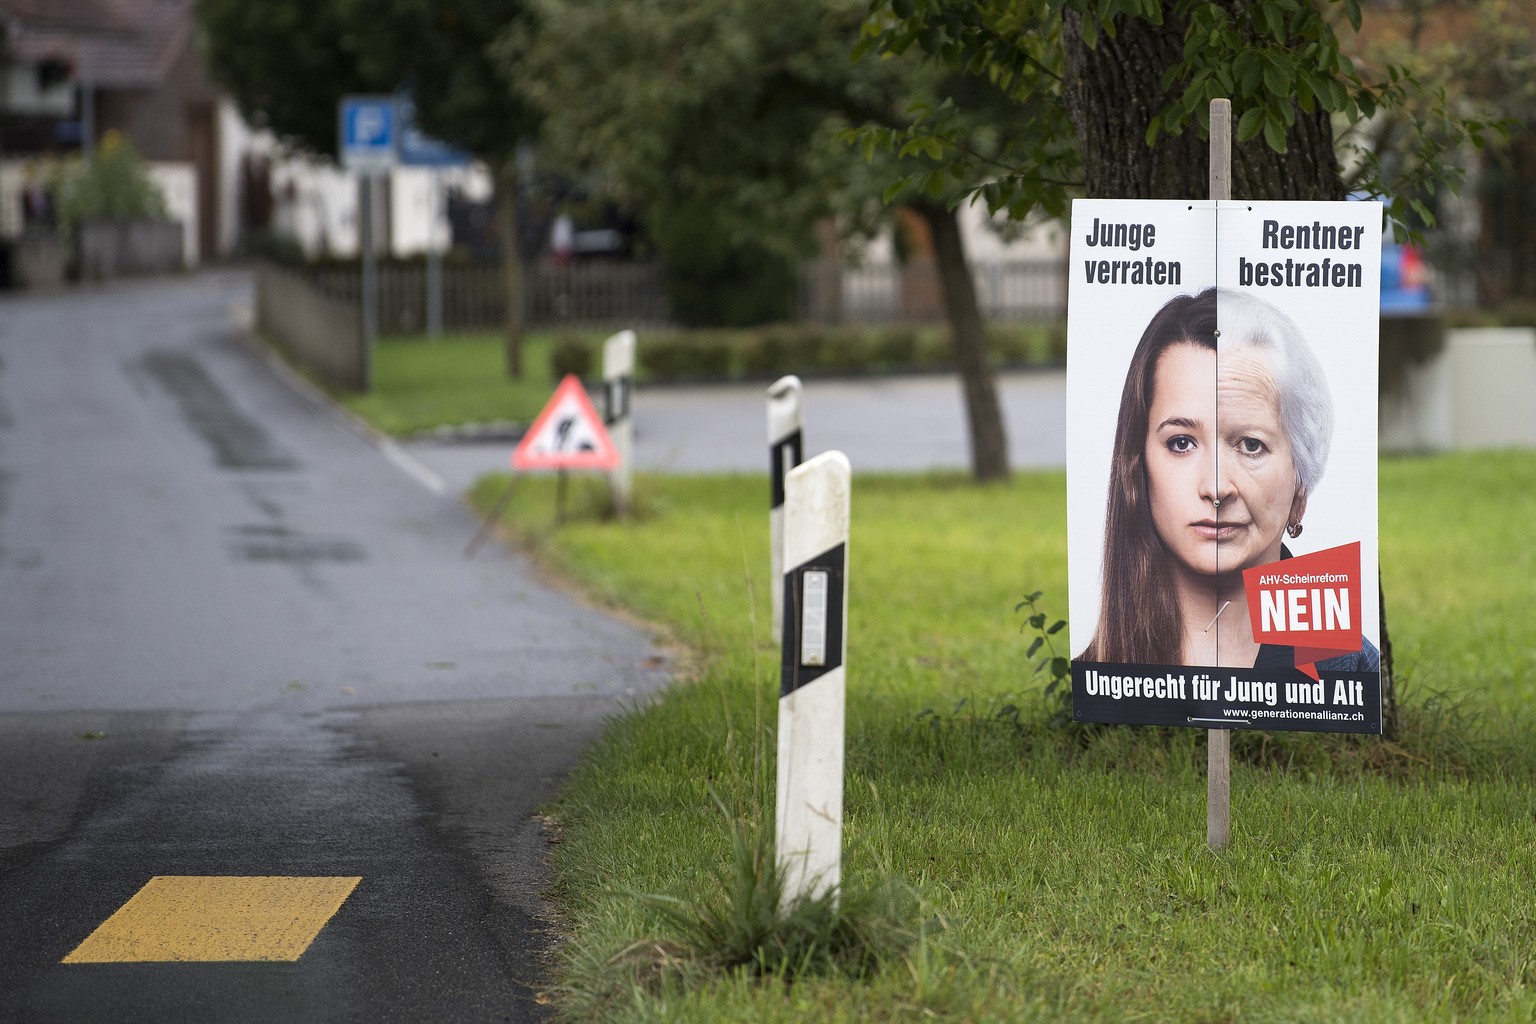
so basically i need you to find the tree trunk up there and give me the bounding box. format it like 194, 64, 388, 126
1059, 8, 1396, 734
497, 159, 525, 379
913, 198, 1010, 482
1061, 9, 1341, 202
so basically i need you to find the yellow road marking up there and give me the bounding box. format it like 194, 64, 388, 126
63, 876, 361, 963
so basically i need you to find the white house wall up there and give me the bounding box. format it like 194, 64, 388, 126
147, 162, 197, 268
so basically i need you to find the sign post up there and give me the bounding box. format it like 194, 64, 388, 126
395, 93, 472, 341
602, 330, 636, 515
777, 450, 848, 906
339, 95, 397, 390
1207, 98, 1233, 852
766, 375, 804, 637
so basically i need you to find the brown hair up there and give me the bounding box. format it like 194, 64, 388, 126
1081, 289, 1218, 664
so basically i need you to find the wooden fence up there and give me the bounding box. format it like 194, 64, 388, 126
298, 257, 1068, 334
304, 261, 672, 335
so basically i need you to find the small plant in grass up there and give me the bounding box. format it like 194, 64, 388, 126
1016, 590, 1073, 727
622, 795, 916, 986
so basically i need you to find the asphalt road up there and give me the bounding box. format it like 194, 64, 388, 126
0, 272, 667, 1022
406, 367, 1068, 497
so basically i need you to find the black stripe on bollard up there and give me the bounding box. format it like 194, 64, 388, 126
769, 429, 804, 510
780, 542, 845, 697
604, 376, 631, 426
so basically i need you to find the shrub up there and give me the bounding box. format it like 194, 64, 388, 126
740, 331, 792, 374
550, 334, 594, 382
987, 325, 1033, 364
872, 327, 920, 367
638, 333, 734, 379
689, 335, 735, 377
819, 328, 872, 372
52, 132, 168, 233
1044, 323, 1068, 362
917, 331, 954, 367
637, 335, 693, 378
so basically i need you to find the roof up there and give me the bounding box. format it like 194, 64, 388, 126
0, 0, 194, 89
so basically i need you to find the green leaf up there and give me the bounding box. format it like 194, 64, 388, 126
1237, 53, 1262, 94
1263, 116, 1287, 153
1263, 63, 1287, 97
1344, 0, 1362, 31
1236, 106, 1264, 142
1026, 636, 1044, 658
1261, 3, 1284, 41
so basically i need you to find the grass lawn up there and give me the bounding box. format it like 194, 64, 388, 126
330, 325, 1065, 438
471, 451, 1536, 1023
334, 331, 574, 436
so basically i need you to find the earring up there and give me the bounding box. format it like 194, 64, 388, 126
1287, 522, 1303, 538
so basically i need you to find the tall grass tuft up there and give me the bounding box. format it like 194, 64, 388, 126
630, 794, 916, 983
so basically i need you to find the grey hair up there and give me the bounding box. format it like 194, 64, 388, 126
1213, 287, 1334, 495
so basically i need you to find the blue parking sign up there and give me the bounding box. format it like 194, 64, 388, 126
339, 95, 396, 173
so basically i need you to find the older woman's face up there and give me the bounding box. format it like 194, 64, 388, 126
1144, 342, 1303, 577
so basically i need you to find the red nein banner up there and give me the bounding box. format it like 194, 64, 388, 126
1242, 542, 1363, 681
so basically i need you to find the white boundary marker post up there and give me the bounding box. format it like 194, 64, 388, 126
776, 450, 848, 905
766, 375, 804, 637
603, 330, 636, 515
1208, 97, 1233, 852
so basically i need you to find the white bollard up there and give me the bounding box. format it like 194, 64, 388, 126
776, 450, 848, 906
766, 375, 804, 637
603, 330, 636, 515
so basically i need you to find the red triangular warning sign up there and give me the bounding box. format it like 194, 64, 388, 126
512, 375, 621, 472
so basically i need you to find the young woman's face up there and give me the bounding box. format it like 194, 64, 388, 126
1143, 343, 1304, 577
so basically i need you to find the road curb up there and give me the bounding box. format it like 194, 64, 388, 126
228, 303, 449, 496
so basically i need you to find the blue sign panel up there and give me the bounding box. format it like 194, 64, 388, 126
339, 95, 396, 173
396, 95, 473, 168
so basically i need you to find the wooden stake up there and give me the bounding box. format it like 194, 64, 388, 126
1208, 97, 1233, 852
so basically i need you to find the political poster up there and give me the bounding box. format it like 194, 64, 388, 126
1066, 199, 1383, 734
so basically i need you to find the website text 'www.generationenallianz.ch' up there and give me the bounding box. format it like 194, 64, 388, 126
1225, 707, 1366, 722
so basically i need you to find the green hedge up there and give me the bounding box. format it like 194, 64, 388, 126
631, 322, 1065, 382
